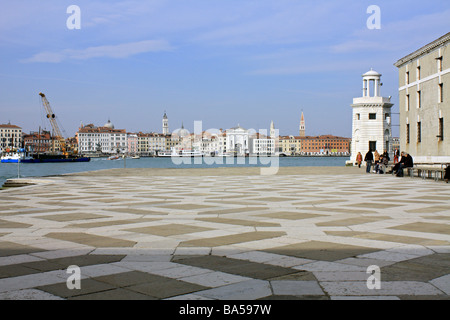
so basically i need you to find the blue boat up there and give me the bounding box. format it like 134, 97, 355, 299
1, 149, 28, 163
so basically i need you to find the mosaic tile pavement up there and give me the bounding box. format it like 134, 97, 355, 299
0, 167, 449, 300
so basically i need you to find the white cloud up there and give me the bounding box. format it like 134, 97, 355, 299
21, 39, 173, 63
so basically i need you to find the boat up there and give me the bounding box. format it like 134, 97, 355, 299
156, 151, 173, 157
19, 93, 91, 164
1, 152, 23, 163
20, 154, 90, 163
158, 150, 205, 157
1, 149, 31, 163
131, 155, 140, 159
107, 155, 120, 160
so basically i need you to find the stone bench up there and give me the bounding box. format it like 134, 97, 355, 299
413, 164, 447, 181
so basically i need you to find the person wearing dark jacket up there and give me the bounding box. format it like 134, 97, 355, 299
393, 152, 413, 177
444, 165, 449, 183
364, 150, 374, 173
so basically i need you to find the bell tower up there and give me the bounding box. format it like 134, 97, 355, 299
299, 112, 306, 137
162, 111, 169, 135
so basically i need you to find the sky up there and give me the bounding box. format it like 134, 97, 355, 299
1, 0, 449, 138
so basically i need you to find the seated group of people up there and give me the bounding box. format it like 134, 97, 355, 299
389, 151, 414, 177
360, 150, 450, 181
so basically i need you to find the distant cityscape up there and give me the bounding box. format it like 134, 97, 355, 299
0, 111, 358, 157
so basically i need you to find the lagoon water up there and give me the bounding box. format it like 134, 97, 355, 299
0, 156, 349, 186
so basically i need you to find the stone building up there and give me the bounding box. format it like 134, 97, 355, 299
394, 32, 450, 163
0, 123, 23, 151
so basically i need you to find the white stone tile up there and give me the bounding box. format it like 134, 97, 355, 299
150, 265, 212, 279
357, 250, 421, 262
122, 254, 172, 262
295, 261, 366, 272
313, 271, 370, 282
115, 261, 180, 273
429, 274, 450, 295
331, 296, 400, 300
0, 254, 44, 266
79, 263, 131, 278
0, 270, 67, 293
271, 280, 324, 296
164, 294, 213, 300
266, 256, 314, 268
0, 289, 65, 300
321, 281, 444, 296
426, 246, 450, 254
387, 245, 434, 257
227, 251, 280, 263
174, 247, 211, 256
181, 271, 251, 288
30, 248, 94, 260
336, 257, 396, 268
195, 279, 272, 300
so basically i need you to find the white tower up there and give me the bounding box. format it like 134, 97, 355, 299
162, 111, 169, 135
348, 69, 394, 166
270, 120, 275, 138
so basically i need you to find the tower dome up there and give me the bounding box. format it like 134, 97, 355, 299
363, 68, 381, 77
104, 119, 114, 129
174, 122, 189, 138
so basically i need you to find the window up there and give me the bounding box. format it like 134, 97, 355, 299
406, 94, 410, 111
437, 56, 443, 72
406, 71, 410, 84
406, 124, 410, 144
439, 83, 444, 103
417, 122, 422, 143
417, 66, 421, 80
369, 141, 377, 152
369, 113, 377, 120
356, 113, 360, 120
417, 91, 421, 108
438, 118, 444, 141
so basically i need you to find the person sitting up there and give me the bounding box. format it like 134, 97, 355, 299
445, 165, 450, 183
393, 152, 413, 177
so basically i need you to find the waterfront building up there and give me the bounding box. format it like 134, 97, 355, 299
279, 136, 302, 155
192, 131, 223, 156
226, 124, 249, 156
127, 133, 138, 155
348, 69, 394, 165
249, 133, 275, 155
137, 132, 150, 155
0, 123, 23, 151
148, 133, 167, 155
77, 120, 127, 154
394, 32, 450, 163
23, 130, 52, 153
300, 135, 351, 155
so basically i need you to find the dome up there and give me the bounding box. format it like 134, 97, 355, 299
104, 119, 114, 129
174, 123, 189, 138
363, 69, 381, 77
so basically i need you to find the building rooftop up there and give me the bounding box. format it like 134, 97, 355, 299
394, 32, 450, 68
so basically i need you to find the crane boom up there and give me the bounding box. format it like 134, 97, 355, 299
39, 92, 68, 156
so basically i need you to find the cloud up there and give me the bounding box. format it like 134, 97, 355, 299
21, 39, 173, 63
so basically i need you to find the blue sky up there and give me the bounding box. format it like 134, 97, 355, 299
1, 0, 449, 137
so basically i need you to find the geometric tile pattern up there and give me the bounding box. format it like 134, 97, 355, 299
0, 166, 449, 300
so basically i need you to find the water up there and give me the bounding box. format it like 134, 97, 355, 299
0, 156, 349, 186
